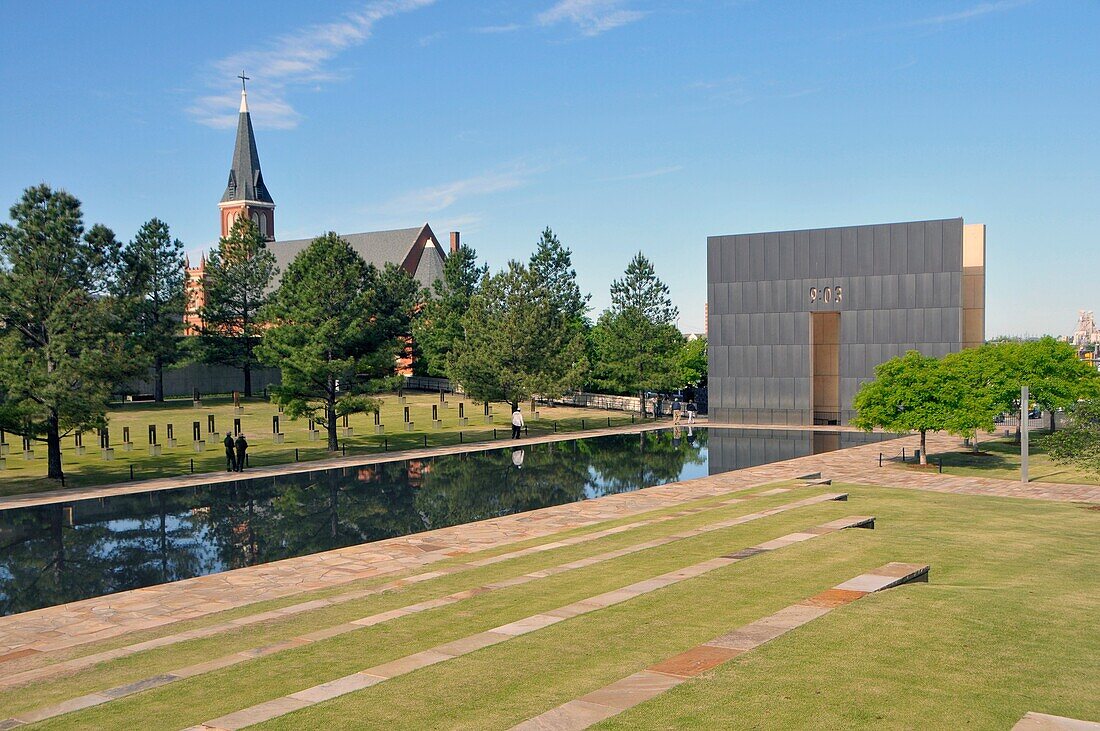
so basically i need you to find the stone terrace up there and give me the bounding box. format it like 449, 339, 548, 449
0, 425, 1096, 661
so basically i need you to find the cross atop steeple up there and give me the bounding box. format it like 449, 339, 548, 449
238, 71, 249, 91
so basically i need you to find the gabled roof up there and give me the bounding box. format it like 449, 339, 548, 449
221, 90, 273, 204
268, 224, 447, 289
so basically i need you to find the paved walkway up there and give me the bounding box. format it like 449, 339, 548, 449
512, 562, 929, 731
0, 427, 1095, 662
186, 513, 875, 731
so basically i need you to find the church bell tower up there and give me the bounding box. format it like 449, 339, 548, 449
219, 73, 275, 241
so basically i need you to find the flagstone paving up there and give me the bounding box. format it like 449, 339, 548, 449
185, 514, 875, 731
1, 426, 1095, 667
510, 562, 930, 731
1013, 712, 1100, 730
0, 491, 851, 725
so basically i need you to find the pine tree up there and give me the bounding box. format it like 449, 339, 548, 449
115, 218, 186, 401
198, 217, 277, 397
528, 227, 590, 331
413, 243, 487, 377
259, 233, 420, 451
590, 253, 684, 398
449, 261, 588, 406
0, 185, 136, 479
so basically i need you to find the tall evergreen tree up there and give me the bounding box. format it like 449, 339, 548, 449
115, 218, 185, 401
198, 217, 277, 397
450, 261, 588, 407
259, 233, 420, 451
590, 253, 684, 398
529, 227, 590, 331
412, 243, 487, 377
0, 185, 136, 479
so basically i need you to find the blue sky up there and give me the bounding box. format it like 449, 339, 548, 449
1, 0, 1096, 335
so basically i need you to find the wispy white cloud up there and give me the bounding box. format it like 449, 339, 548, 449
188, 0, 435, 129
598, 165, 683, 183
901, 0, 1031, 28
837, 0, 1032, 38
537, 0, 648, 36
474, 23, 524, 34
372, 167, 532, 215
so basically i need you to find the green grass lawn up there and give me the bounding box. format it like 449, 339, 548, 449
5, 481, 1097, 730
908, 434, 1100, 485
0, 393, 641, 496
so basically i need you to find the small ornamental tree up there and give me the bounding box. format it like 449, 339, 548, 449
0, 185, 136, 479
1040, 398, 1100, 473
449, 261, 588, 407
851, 350, 951, 465
198, 217, 277, 397
259, 233, 419, 451
940, 346, 1003, 451
115, 218, 186, 401
413, 243, 487, 377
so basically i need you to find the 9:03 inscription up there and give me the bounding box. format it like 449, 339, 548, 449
809, 286, 842, 304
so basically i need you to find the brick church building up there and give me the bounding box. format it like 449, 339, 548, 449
184, 81, 456, 334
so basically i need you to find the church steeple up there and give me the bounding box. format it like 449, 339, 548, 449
219, 72, 275, 241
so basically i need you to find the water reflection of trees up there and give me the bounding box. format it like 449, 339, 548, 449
584, 428, 708, 495
0, 429, 709, 615
0, 491, 210, 616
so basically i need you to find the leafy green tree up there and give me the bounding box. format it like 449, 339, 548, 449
449, 260, 588, 407
1040, 398, 1100, 473
940, 346, 1003, 451
0, 185, 136, 480
259, 232, 420, 450
851, 350, 952, 465
115, 218, 186, 402
198, 217, 277, 397
986, 337, 1099, 432
529, 227, 590, 331
678, 336, 708, 387
590, 253, 684, 398
412, 243, 487, 377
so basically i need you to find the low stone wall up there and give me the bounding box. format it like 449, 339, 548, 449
120, 363, 282, 399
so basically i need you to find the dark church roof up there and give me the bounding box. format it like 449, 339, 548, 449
269, 224, 447, 291
221, 91, 273, 204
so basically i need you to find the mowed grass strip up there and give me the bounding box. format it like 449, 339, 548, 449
0, 394, 635, 495
22, 497, 861, 730
0, 486, 824, 718
0, 478, 782, 679
220, 486, 1090, 731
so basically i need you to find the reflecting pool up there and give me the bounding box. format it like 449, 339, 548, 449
0, 427, 894, 615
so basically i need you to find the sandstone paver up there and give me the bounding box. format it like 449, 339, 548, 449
186, 515, 875, 731
511, 561, 931, 730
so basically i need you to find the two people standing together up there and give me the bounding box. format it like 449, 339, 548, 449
223, 432, 249, 472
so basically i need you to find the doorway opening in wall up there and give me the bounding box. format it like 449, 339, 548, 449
811, 312, 840, 426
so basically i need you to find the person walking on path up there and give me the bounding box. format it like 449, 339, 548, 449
671, 397, 683, 425
223, 433, 236, 472
511, 407, 525, 439
234, 433, 249, 472
686, 400, 697, 424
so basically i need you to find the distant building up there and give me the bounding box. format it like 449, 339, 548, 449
1071, 310, 1100, 347
184, 80, 455, 335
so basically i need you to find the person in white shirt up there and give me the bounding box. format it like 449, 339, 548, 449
511, 407, 525, 439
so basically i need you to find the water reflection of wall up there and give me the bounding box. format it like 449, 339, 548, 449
707, 428, 884, 475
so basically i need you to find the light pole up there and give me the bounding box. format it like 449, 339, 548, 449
1021, 385, 1029, 483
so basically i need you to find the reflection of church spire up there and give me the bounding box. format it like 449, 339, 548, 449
221, 72, 273, 206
